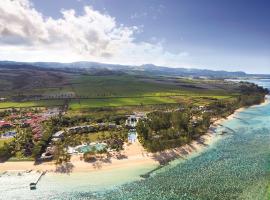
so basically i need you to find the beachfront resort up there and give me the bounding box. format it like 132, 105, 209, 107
0, 98, 245, 164
0, 109, 148, 163
1, 77, 268, 167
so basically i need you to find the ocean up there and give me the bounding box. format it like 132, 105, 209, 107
1, 79, 270, 200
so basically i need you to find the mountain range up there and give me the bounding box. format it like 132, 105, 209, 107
0, 61, 263, 78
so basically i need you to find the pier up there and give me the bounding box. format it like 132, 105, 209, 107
140, 165, 165, 179
30, 171, 47, 190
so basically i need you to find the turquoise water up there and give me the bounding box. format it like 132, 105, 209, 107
77, 79, 270, 200
1, 79, 270, 199
0, 164, 158, 199
96, 102, 270, 200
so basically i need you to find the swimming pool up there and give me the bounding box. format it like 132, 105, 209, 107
128, 130, 137, 143
75, 143, 107, 153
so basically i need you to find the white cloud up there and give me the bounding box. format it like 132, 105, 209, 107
0, 0, 189, 67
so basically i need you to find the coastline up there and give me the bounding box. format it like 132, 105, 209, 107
251, 95, 270, 108
0, 98, 268, 175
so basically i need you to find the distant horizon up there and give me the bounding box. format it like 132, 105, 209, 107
0, 0, 269, 73
2, 59, 270, 75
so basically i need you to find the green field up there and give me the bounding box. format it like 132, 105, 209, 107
68, 95, 234, 110
66, 75, 235, 109
0, 72, 241, 110
69, 96, 177, 110
0, 100, 65, 109
71, 75, 176, 97
70, 75, 234, 97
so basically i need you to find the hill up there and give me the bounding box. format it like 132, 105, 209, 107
0, 61, 249, 78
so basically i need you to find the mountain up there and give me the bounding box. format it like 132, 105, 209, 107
138, 64, 247, 77
0, 61, 248, 78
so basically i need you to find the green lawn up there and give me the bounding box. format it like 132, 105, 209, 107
0, 93, 234, 110
69, 96, 177, 110
0, 100, 65, 109
0, 74, 239, 110
0, 101, 37, 109
87, 131, 111, 142
71, 75, 198, 97
0, 95, 233, 110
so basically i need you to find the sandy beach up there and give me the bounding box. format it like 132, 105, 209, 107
0, 102, 263, 174
0, 137, 215, 174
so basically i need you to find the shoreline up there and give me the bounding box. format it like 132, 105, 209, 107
0, 98, 268, 175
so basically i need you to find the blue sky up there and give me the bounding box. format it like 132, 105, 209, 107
0, 0, 269, 73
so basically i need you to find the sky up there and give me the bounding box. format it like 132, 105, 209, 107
0, 0, 269, 73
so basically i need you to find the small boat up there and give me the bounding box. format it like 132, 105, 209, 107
29, 182, 36, 190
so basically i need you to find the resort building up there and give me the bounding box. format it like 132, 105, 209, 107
1, 131, 16, 138
0, 121, 13, 129
125, 113, 146, 143
52, 123, 120, 141
108, 123, 117, 129
125, 113, 146, 128
70, 125, 96, 133
191, 106, 205, 112
40, 146, 54, 161
52, 130, 65, 141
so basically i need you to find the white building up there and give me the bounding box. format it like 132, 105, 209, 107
0, 98, 6, 101
125, 113, 146, 128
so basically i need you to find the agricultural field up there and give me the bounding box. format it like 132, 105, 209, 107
0, 65, 242, 110
70, 74, 239, 98
0, 100, 65, 109
69, 96, 177, 110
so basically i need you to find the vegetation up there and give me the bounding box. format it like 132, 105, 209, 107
103, 132, 125, 152
0, 100, 64, 109
137, 82, 268, 152
0, 141, 13, 162
0, 118, 57, 162
53, 141, 71, 165
137, 110, 210, 152
0, 66, 268, 162
32, 120, 57, 160
0, 128, 33, 162
0, 67, 249, 110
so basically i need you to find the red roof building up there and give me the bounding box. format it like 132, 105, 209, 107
0, 121, 13, 128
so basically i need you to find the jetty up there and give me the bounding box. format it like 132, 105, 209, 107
29, 171, 47, 190
140, 165, 164, 179
0, 171, 7, 177
218, 124, 236, 133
